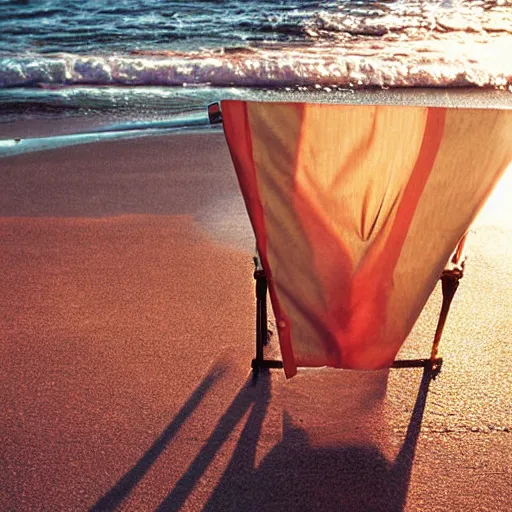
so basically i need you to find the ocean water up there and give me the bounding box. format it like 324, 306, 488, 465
1, 0, 511, 143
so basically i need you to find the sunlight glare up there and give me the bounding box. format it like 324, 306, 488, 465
473, 161, 512, 228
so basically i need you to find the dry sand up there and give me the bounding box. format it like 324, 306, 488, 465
1, 130, 511, 511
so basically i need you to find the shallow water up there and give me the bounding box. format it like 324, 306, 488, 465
0, 1, 511, 127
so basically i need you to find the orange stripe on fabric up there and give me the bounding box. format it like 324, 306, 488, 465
221, 100, 297, 377
333, 107, 447, 367
378, 107, 447, 274
221, 101, 261, 234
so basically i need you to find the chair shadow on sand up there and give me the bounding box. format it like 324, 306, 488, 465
91, 364, 433, 512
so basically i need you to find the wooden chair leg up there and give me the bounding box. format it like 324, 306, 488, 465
430, 234, 467, 368
430, 273, 460, 367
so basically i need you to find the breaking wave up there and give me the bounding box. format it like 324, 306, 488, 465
1, 35, 512, 91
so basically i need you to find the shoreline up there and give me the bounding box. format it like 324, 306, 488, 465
1, 86, 512, 158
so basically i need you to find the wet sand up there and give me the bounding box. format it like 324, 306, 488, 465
1, 131, 511, 511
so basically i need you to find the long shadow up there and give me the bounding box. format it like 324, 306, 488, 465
157, 366, 433, 512
391, 366, 433, 511
89, 363, 225, 512
156, 372, 272, 512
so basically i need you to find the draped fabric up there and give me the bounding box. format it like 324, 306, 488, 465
221, 101, 512, 378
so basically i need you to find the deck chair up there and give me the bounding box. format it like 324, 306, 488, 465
210, 101, 512, 378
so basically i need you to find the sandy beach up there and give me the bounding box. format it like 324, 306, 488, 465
1, 130, 511, 511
